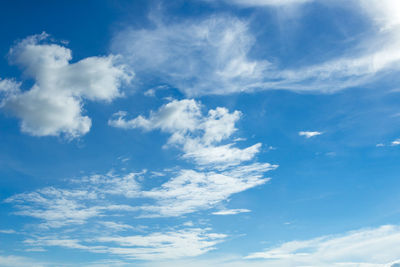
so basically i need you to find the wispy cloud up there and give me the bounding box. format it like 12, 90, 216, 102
212, 209, 251, 215
141, 163, 276, 217
246, 224, 400, 266
22, 228, 225, 261
0, 33, 132, 138
112, 1, 400, 95
0, 229, 16, 234
112, 16, 269, 96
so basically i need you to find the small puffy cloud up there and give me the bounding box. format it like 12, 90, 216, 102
110, 99, 261, 169
299, 131, 323, 138
391, 139, 400, 146
0, 33, 132, 138
212, 209, 251, 215
245, 225, 400, 266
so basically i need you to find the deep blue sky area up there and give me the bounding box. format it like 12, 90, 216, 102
1, 1, 400, 266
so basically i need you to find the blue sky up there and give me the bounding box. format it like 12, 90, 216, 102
1, 0, 400, 266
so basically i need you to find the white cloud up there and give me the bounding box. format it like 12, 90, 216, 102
5, 172, 142, 228
23, 228, 225, 261
111, 1, 400, 95
212, 209, 251, 215
0, 255, 48, 267
5, 187, 102, 228
0, 229, 16, 234
391, 139, 400, 146
97, 228, 226, 260
112, 16, 269, 96
99, 221, 135, 231
110, 99, 261, 169
299, 131, 323, 138
245, 224, 400, 266
0, 33, 132, 138
141, 163, 276, 217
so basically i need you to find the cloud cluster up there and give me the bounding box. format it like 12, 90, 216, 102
109, 99, 262, 169
5, 99, 277, 259
5, 171, 230, 260
0, 33, 132, 138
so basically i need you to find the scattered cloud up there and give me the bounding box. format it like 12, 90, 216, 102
299, 131, 323, 138
246, 224, 400, 266
0, 33, 132, 138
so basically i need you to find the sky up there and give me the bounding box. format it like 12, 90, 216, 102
1, 0, 400, 266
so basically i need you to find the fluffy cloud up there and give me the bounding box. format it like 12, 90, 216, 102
298, 131, 323, 138
0, 33, 132, 138
109, 99, 261, 169
246, 225, 400, 266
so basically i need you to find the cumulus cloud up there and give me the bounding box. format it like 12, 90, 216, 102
298, 131, 323, 138
246, 225, 400, 266
109, 99, 261, 169
0, 33, 132, 138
